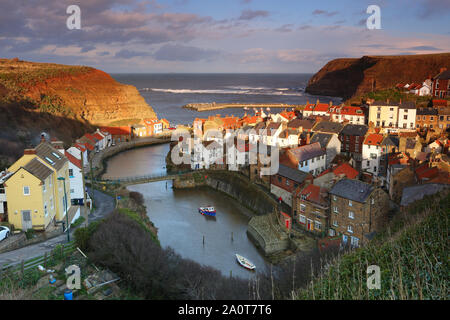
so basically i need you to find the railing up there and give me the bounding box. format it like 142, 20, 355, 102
100, 170, 193, 184
0, 241, 77, 276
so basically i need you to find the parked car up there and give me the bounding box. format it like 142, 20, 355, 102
0, 226, 10, 242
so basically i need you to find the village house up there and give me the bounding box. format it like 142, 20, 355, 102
339, 124, 368, 170
270, 164, 313, 207
5, 142, 77, 231
286, 142, 327, 176
431, 67, 450, 98
398, 135, 423, 159
328, 105, 365, 125
263, 122, 283, 146
0, 171, 13, 222
397, 101, 417, 130
368, 101, 399, 131
303, 102, 330, 117
69, 143, 88, 168
64, 150, 86, 207
416, 108, 439, 130
329, 179, 390, 247
131, 124, 148, 138
100, 126, 132, 143
313, 162, 359, 191
310, 132, 341, 169
294, 184, 329, 236
386, 154, 415, 203
362, 133, 384, 177
287, 118, 315, 134
438, 107, 450, 131
277, 128, 300, 148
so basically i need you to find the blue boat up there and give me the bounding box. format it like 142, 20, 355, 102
199, 206, 216, 216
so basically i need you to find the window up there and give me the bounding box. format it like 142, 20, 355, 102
347, 225, 353, 233
329, 229, 336, 236
69, 169, 74, 177
43, 183, 46, 192
390, 108, 394, 111
351, 236, 359, 247
50, 197, 54, 209
333, 220, 338, 227
349, 211, 354, 219
348, 200, 353, 207
299, 215, 306, 224
45, 157, 55, 165
286, 180, 290, 186
314, 221, 321, 230
52, 152, 61, 159
23, 186, 30, 195
333, 206, 339, 213
44, 204, 48, 217
430, 116, 434, 121
333, 195, 337, 201
70, 188, 75, 194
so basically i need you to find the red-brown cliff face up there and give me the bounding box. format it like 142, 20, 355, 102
0, 58, 156, 126
305, 53, 450, 100
0, 58, 157, 167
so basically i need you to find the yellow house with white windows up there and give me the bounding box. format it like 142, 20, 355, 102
5, 142, 72, 230
368, 101, 399, 129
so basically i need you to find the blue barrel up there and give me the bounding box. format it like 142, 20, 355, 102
64, 289, 73, 300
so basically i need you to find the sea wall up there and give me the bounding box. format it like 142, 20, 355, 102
183, 102, 302, 112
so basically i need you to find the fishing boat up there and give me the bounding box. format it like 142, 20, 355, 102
235, 254, 256, 270
198, 206, 216, 216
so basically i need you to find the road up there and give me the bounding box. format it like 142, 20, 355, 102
0, 188, 114, 268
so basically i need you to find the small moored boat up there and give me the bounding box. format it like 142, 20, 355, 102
235, 254, 255, 270
198, 206, 216, 216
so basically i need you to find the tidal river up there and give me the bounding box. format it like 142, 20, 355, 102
103, 143, 269, 279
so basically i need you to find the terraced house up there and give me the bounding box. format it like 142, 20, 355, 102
4, 142, 74, 231
294, 184, 329, 236
329, 179, 390, 247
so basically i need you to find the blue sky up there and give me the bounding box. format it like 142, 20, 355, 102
0, 0, 449, 73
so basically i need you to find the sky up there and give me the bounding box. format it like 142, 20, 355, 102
0, 0, 449, 73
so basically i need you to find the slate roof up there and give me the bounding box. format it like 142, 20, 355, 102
310, 132, 333, 148
287, 119, 315, 130
35, 142, 67, 171
23, 158, 53, 181
417, 108, 438, 115
399, 101, 416, 109
276, 164, 310, 184
340, 124, 368, 136
400, 184, 448, 206
382, 135, 399, 148
288, 142, 326, 163
313, 121, 344, 134
371, 101, 399, 106
433, 70, 450, 80
329, 179, 374, 203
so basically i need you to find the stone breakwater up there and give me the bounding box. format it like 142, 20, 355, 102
183, 102, 302, 112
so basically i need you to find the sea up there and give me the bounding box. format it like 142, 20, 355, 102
111, 73, 342, 126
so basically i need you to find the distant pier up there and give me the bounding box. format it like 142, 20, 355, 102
183, 102, 302, 112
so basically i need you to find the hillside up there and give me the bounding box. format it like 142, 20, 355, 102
305, 53, 450, 100
0, 58, 157, 169
295, 190, 449, 300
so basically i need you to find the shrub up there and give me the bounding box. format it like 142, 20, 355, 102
129, 191, 144, 206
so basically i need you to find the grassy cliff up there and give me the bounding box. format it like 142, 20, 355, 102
294, 190, 449, 300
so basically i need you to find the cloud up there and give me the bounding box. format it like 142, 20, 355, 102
152, 44, 220, 61
274, 24, 293, 33
312, 9, 339, 17
114, 49, 152, 59
406, 45, 442, 51
238, 9, 270, 20
415, 0, 450, 18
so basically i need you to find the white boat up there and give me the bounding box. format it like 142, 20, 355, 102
235, 254, 255, 270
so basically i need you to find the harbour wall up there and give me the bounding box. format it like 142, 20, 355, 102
183, 102, 303, 112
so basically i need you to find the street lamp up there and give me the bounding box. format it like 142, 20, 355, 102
57, 176, 70, 242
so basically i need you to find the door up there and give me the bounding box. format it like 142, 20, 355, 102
307, 219, 313, 231
21, 210, 32, 230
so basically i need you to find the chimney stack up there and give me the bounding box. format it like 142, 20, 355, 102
40, 134, 46, 143
440, 67, 447, 73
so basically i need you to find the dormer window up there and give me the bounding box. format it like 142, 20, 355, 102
52, 152, 61, 159
45, 157, 55, 165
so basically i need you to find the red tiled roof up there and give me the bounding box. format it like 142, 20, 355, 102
65, 151, 82, 169
100, 126, 132, 135
304, 104, 315, 111
74, 143, 86, 152
82, 142, 94, 151
333, 163, 359, 179
93, 133, 104, 141
364, 133, 383, 146
314, 103, 330, 112
298, 184, 327, 206
84, 133, 98, 143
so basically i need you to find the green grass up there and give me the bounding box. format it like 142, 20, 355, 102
116, 208, 160, 246
70, 216, 86, 229
294, 191, 449, 300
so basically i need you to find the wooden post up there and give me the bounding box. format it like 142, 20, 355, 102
202, 235, 205, 247
231, 232, 234, 242
21, 260, 24, 276
44, 252, 47, 268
